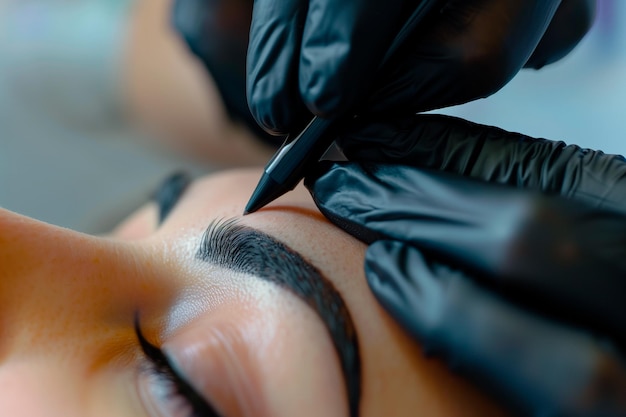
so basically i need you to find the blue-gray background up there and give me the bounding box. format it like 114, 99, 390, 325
1, 0, 625, 232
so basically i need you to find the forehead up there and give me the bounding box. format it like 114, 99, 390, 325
158, 168, 351, 252
154, 167, 367, 300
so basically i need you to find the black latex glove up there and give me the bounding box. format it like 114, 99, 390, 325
338, 113, 626, 214
366, 240, 626, 416
246, 0, 596, 136
304, 116, 626, 415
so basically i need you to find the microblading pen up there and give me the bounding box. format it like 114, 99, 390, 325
244, 0, 439, 215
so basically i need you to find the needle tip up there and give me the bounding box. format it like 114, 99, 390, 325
244, 173, 283, 215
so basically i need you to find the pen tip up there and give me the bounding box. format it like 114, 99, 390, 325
244, 173, 283, 215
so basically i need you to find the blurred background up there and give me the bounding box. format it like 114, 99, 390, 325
1, 0, 625, 232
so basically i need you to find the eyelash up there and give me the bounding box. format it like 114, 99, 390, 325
135, 319, 222, 417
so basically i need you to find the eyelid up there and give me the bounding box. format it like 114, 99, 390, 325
195, 217, 362, 417
164, 322, 270, 417
134, 316, 222, 416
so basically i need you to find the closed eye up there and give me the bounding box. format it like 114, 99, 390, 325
135, 316, 222, 417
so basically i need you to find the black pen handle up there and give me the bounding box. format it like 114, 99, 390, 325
266, 116, 337, 185
267, 0, 438, 185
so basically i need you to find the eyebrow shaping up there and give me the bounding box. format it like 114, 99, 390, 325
196, 219, 362, 417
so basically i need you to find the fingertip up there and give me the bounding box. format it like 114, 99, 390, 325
299, 46, 374, 120
300, 64, 352, 119
247, 92, 310, 136
298, 0, 407, 118
246, 78, 289, 136
246, 0, 312, 135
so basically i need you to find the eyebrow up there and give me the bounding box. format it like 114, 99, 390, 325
153, 171, 192, 223
196, 219, 362, 417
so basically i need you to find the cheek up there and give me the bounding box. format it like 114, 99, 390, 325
0, 349, 144, 417
0, 362, 81, 415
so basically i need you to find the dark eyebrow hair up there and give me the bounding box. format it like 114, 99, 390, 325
153, 171, 192, 224
196, 219, 362, 417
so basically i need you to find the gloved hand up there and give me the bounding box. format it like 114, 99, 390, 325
338, 113, 626, 214
304, 115, 626, 416
247, 0, 596, 136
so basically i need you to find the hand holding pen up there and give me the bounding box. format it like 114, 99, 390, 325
244, 0, 596, 213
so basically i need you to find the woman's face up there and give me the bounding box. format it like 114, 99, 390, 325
0, 168, 507, 417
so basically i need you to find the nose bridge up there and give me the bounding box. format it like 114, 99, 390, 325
1, 210, 126, 301
0, 210, 173, 354
0, 209, 93, 277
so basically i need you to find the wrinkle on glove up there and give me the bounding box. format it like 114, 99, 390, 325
338, 114, 626, 214
246, 0, 595, 135
305, 161, 626, 350
246, 0, 407, 135
367, 241, 626, 417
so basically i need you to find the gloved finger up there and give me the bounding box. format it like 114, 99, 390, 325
367, 241, 626, 416
247, 0, 410, 134
337, 114, 626, 214
298, 0, 407, 118
362, 0, 561, 114
525, 0, 596, 69
246, 0, 310, 135
305, 161, 626, 348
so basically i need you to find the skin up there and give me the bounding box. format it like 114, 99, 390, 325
0, 168, 509, 417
